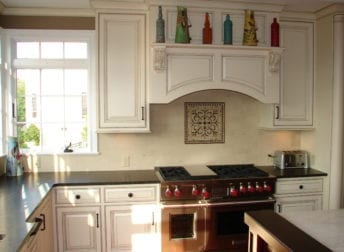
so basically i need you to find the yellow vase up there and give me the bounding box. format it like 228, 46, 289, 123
243, 10, 258, 46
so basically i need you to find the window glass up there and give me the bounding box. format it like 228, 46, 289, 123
41, 42, 63, 59
64, 69, 87, 95
41, 69, 64, 95
65, 42, 87, 59
17, 42, 39, 59
13, 31, 94, 153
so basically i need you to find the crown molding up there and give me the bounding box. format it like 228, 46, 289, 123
316, 4, 344, 20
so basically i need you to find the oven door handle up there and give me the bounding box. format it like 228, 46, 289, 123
161, 198, 276, 208
205, 198, 276, 207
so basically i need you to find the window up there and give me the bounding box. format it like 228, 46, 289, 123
10, 30, 96, 154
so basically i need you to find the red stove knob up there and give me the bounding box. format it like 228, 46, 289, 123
192, 185, 200, 196
256, 182, 264, 193
264, 182, 272, 192
165, 187, 173, 197
230, 186, 239, 197
248, 182, 256, 193
201, 188, 211, 199
174, 186, 182, 197
239, 183, 247, 194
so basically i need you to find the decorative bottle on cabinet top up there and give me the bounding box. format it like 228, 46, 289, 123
156, 6, 165, 43
271, 18, 280, 47
203, 12, 212, 44
243, 10, 258, 46
223, 14, 233, 45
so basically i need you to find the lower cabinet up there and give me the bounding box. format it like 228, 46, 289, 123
19, 194, 54, 252
105, 205, 159, 252
56, 206, 102, 252
274, 177, 324, 213
54, 184, 160, 252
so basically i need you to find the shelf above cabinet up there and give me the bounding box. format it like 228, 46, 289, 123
149, 43, 283, 104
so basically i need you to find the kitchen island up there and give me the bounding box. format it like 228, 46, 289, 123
244, 209, 343, 251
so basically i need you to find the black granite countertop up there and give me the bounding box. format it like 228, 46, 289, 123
0, 170, 159, 252
244, 210, 331, 251
0, 166, 327, 251
258, 165, 328, 178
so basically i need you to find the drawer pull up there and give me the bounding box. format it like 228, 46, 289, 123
75, 194, 81, 200
299, 185, 304, 190
40, 214, 46, 231
96, 213, 99, 228
128, 192, 134, 198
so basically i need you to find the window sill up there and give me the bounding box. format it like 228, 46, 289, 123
27, 152, 100, 156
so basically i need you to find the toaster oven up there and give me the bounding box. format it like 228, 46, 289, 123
273, 150, 309, 169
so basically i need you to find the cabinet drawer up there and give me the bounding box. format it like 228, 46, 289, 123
105, 185, 157, 203
275, 178, 323, 194
55, 187, 101, 205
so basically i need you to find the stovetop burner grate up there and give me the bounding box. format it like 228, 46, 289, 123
158, 166, 191, 181
207, 164, 268, 178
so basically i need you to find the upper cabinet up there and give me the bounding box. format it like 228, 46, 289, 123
148, 5, 283, 104
260, 21, 314, 129
97, 13, 150, 133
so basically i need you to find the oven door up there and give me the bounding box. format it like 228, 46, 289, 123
161, 203, 206, 252
204, 199, 275, 252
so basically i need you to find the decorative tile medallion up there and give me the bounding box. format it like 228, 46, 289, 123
184, 102, 225, 144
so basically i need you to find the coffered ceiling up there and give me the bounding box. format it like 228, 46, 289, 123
0, 0, 343, 12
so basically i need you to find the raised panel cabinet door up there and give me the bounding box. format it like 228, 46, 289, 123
56, 206, 101, 252
275, 21, 314, 126
105, 205, 159, 252
275, 195, 322, 213
98, 13, 148, 131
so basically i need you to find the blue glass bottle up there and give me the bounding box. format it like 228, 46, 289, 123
223, 14, 233, 45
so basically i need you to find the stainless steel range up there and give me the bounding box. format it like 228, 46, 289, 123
155, 164, 276, 252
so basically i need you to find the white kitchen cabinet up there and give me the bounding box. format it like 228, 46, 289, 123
19, 194, 54, 252
105, 204, 159, 252
274, 177, 324, 213
98, 13, 149, 133
260, 21, 314, 129
103, 184, 160, 252
54, 184, 160, 252
56, 206, 102, 252
54, 186, 102, 252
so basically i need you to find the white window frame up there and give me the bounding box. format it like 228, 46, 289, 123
7, 29, 97, 154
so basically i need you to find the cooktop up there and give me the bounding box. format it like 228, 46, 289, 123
156, 164, 269, 181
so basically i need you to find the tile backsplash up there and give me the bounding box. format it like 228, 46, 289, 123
35, 90, 301, 172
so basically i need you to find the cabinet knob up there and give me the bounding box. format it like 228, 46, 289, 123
299, 185, 304, 190
75, 194, 81, 200
128, 192, 134, 198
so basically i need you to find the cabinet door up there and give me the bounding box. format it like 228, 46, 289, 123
98, 13, 148, 132
275, 21, 314, 126
38, 196, 54, 252
275, 194, 322, 213
105, 205, 158, 252
56, 206, 101, 252
19, 195, 54, 252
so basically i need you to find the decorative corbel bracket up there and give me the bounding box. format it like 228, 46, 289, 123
269, 51, 282, 72
153, 46, 167, 72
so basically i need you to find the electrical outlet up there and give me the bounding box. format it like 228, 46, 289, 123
122, 156, 130, 167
